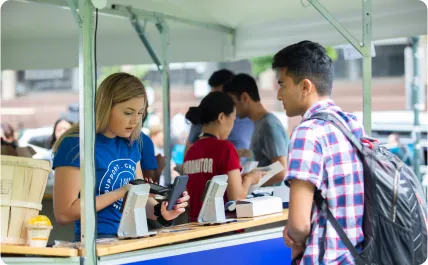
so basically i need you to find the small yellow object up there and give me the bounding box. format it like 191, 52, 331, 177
27, 215, 52, 227
26, 215, 53, 248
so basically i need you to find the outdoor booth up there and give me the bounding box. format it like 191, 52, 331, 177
1, 0, 427, 264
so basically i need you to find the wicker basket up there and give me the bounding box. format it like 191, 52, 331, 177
1, 155, 51, 245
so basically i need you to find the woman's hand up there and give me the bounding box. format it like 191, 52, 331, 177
243, 169, 266, 185
160, 191, 190, 221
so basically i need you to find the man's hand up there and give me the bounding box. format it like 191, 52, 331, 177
283, 225, 305, 259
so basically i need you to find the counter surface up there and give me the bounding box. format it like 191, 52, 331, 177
1, 209, 288, 259
0, 245, 78, 257
92, 209, 288, 257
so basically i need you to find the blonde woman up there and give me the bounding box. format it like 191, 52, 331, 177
52, 73, 189, 241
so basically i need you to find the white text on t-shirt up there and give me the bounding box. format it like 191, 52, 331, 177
183, 158, 213, 174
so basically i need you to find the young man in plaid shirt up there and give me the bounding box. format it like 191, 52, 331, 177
273, 41, 365, 265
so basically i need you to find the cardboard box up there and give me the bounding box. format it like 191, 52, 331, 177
236, 196, 283, 218
251, 186, 289, 203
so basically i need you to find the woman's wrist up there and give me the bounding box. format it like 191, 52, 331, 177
119, 184, 132, 197
154, 203, 173, 227
242, 175, 253, 185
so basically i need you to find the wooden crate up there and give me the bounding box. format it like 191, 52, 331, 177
1, 156, 51, 245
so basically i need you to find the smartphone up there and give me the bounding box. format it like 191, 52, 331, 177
129, 179, 170, 195
166, 175, 189, 211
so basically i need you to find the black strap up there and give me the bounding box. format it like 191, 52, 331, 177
310, 113, 367, 265
318, 209, 328, 262
309, 113, 364, 154
314, 191, 364, 264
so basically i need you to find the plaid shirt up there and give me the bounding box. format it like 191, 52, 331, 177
287, 99, 365, 265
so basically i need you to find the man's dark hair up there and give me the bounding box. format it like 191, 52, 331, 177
223, 73, 261, 102
208, 69, 235, 88
272, 40, 334, 96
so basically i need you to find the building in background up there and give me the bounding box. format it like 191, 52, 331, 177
1, 38, 427, 136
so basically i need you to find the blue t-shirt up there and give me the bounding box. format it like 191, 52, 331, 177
172, 144, 185, 164
52, 134, 141, 237
140, 132, 158, 170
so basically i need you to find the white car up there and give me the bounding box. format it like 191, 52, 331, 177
18, 126, 53, 158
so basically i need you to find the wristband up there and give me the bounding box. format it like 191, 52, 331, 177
158, 214, 173, 227
154, 203, 173, 227
154, 202, 162, 217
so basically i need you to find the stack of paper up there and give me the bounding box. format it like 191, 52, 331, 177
248, 161, 284, 193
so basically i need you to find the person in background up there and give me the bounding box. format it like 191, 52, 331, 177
274, 41, 365, 264
150, 124, 164, 156
148, 124, 180, 185
184, 92, 264, 221
138, 103, 166, 184
1, 123, 17, 147
223, 74, 288, 186
50, 119, 73, 149
186, 69, 254, 154
171, 131, 186, 165
34, 118, 74, 185
387, 133, 412, 166
1, 123, 20, 156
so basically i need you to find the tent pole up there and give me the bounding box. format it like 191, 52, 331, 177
78, 0, 97, 264
126, 10, 172, 185
411, 36, 421, 180
362, 0, 372, 135
67, 0, 82, 26
157, 19, 172, 185
18, 0, 235, 35
127, 8, 163, 73
309, 0, 372, 134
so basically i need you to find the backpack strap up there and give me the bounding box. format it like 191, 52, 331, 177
309, 113, 366, 265
314, 191, 365, 264
309, 113, 364, 154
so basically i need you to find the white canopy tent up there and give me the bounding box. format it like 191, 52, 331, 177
1, 1, 426, 264
2, 0, 427, 70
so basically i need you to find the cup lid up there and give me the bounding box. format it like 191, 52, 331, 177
27, 215, 52, 227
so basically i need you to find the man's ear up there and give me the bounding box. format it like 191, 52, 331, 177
241, 92, 250, 103
301, 79, 314, 96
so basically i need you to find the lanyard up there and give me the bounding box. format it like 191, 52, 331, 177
199, 132, 218, 139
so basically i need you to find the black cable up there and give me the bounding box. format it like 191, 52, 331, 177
91, 10, 99, 256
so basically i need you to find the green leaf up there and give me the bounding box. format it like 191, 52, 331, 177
250, 55, 274, 77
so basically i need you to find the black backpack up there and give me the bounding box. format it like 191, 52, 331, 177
311, 113, 428, 265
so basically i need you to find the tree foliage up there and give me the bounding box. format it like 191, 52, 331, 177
97, 65, 150, 85
250, 46, 338, 77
